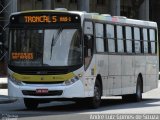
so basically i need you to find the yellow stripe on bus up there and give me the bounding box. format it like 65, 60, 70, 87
12, 72, 75, 82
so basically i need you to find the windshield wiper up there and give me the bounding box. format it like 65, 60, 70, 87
50, 28, 63, 60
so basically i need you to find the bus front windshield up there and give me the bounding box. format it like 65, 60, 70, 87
9, 28, 82, 67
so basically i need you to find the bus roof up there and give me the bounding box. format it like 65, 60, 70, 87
83, 13, 157, 28
10, 9, 157, 28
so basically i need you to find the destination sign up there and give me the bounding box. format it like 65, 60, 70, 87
10, 13, 81, 25
24, 15, 72, 23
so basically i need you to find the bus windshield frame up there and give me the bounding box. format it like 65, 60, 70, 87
8, 12, 83, 72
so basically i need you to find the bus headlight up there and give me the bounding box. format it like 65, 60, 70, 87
64, 76, 79, 86
9, 75, 23, 86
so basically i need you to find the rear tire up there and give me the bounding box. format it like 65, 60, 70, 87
24, 98, 39, 110
122, 76, 142, 102
133, 78, 142, 102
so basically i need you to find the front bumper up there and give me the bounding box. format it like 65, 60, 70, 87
8, 78, 85, 99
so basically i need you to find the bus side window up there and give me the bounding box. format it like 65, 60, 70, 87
84, 21, 94, 68
149, 29, 156, 54
117, 25, 124, 53
134, 27, 141, 53
125, 26, 132, 53
95, 23, 104, 52
143, 28, 148, 53
106, 24, 115, 53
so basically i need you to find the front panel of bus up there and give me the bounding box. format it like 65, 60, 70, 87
8, 12, 86, 98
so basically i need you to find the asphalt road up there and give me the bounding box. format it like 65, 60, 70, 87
0, 85, 160, 120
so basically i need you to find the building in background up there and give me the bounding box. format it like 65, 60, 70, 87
0, 0, 159, 76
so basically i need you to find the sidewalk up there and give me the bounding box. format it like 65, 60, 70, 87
0, 78, 17, 104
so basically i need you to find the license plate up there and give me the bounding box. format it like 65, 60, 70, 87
36, 89, 48, 94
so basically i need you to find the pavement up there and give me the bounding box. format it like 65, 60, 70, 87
0, 77, 17, 104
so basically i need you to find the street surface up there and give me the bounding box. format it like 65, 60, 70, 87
0, 82, 160, 120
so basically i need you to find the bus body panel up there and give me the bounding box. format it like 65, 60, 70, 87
8, 79, 85, 98
94, 54, 159, 97
83, 55, 96, 97
94, 54, 108, 96
144, 56, 159, 92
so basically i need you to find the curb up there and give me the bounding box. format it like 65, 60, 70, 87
0, 96, 17, 104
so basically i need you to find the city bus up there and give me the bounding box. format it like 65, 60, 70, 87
8, 9, 159, 109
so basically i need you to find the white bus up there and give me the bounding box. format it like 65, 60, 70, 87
8, 10, 159, 109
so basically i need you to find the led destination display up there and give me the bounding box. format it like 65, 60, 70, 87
24, 15, 72, 23
10, 12, 81, 25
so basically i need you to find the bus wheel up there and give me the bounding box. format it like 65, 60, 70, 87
24, 98, 39, 110
134, 77, 142, 102
122, 77, 142, 102
88, 80, 102, 108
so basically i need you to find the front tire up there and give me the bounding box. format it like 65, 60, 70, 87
88, 80, 102, 108
24, 98, 39, 110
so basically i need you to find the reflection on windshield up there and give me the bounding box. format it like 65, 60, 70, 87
9, 29, 82, 67
43, 29, 82, 66
50, 28, 62, 60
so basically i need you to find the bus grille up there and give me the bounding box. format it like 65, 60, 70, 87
22, 90, 63, 96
